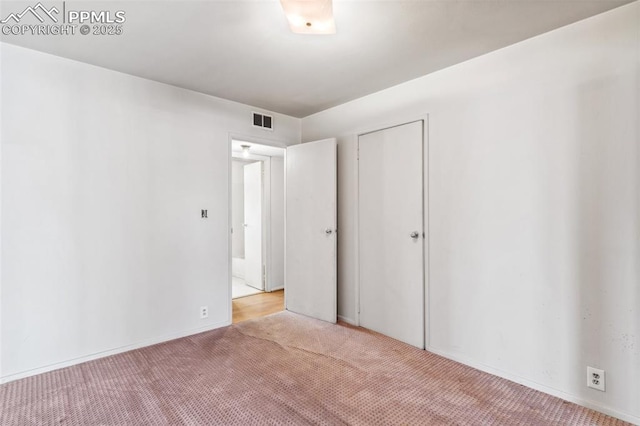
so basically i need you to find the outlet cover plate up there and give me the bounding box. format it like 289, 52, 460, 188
587, 366, 605, 391
200, 306, 208, 319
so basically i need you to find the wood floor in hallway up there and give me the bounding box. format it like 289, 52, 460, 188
232, 289, 284, 323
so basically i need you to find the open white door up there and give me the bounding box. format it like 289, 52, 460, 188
244, 161, 264, 290
285, 139, 337, 323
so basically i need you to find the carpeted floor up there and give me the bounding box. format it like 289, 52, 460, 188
0, 312, 630, 425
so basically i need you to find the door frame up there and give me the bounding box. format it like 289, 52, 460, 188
227, 133, 288, 323
354, 115, 430, 347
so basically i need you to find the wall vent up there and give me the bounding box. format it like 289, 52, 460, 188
252, 112, 273, 130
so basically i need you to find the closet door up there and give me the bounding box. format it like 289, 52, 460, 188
359, 121, 425, 348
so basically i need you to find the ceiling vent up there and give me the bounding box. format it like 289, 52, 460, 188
252, 112, 273, 131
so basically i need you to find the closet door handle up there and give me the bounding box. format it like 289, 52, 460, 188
410, 231, 420, 239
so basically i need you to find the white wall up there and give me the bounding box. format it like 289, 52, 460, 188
0, 43, 300, 381
303, 3, 639, 423
269, 157, 285, 290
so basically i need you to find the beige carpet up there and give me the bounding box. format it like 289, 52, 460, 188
0, 312, 630, 425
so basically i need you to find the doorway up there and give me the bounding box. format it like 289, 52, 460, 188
229, 137, 338, 325
230, 140, 285, 302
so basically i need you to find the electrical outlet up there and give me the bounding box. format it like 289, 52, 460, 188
200, 306, 208, 319
587, 366, 605, 391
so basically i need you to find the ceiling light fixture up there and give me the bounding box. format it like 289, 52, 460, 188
280, 0, 336, 35
241, 144, 251, 158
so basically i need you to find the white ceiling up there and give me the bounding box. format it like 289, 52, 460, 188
1, 0, 632, 118
232, 140, 286, 157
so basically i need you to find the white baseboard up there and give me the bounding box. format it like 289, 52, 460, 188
425, 346, 639, 425
0, 319, 230, 384
268, 285, 284, 292
338, 315, 357, 326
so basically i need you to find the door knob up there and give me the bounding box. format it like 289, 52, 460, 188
325, 228, 333, 235
410, 231, 420, 239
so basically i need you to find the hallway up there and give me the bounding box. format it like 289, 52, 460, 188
232, 290, 284, 324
